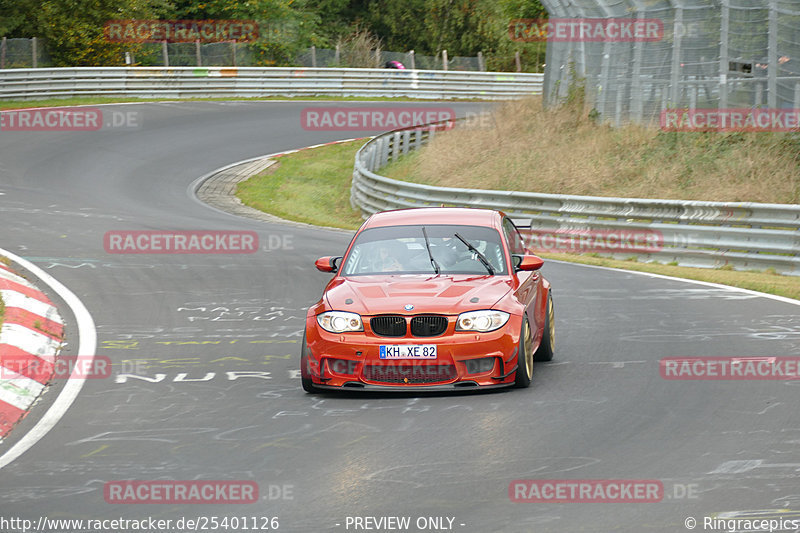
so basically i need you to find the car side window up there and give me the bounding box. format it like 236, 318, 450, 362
502, 218, 527, 255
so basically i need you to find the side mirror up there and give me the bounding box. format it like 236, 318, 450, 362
315, 256, 342, 273
514, 254, 544, 272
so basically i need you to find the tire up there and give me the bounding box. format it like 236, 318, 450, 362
300, 332, 318, 393
514, 316, 533, 388
533, 291, 555, 362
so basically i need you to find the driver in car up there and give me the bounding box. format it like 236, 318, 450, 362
375, 241, 405, 272
431, 237, 468, 269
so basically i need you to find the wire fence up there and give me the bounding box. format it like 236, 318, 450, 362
294, 47, 482, 71
0, 37, 539, 72
540, 0, 800, 126
0, 37, 53, 68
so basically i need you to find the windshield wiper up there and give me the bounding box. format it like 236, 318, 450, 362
454, 232, 494, 275
422, 226, 440, 274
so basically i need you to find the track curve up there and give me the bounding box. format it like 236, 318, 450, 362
0, 101, 798, 532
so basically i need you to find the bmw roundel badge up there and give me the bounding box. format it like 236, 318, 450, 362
404, 304, 414, 311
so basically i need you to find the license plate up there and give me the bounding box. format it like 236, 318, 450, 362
380, 345, 437, 359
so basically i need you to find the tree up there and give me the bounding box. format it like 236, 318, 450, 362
11, 0, 171, 66
0, 0, 549, 69
167, 0, 325, 66
0, 0, 40, 37
362, 0, 547, 71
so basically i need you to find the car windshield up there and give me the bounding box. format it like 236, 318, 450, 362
341, 224, 507, 276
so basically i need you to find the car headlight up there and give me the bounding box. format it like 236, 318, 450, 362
317, 311, 364, 333
455, 310, 510, 332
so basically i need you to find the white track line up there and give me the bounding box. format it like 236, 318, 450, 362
548, 259, 800, 307
0, 248, 97, 470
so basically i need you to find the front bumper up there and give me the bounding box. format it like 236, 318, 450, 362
314, 382, 514, 392
303, 314, 522, 389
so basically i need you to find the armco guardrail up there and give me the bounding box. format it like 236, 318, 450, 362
351, 121, 800, 275
0, 67, 542, 100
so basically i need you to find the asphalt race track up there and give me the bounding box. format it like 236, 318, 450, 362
1, 101, 799, 532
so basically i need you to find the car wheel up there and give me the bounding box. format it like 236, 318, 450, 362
534, 291, 555, 362
300, 332, 318, 393
514, 316, 533, 388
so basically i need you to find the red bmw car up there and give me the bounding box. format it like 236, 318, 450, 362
301, 207, 554, 392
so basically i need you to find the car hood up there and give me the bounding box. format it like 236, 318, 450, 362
325, 275, 513, 315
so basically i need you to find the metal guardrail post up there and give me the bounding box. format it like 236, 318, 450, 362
768, 0, 778, 109
369, 142, 379, 171
630, 11, 645, 123
380, 137, 389, 167
670, 4, 683, 106
391, 132, 401, 162
719, 0, 730, 109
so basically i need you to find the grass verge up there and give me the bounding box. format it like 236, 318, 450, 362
236, 140, 366, 230
235, 141, 800, 301
381, 96, 800, 204
0, 95, 485, 111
